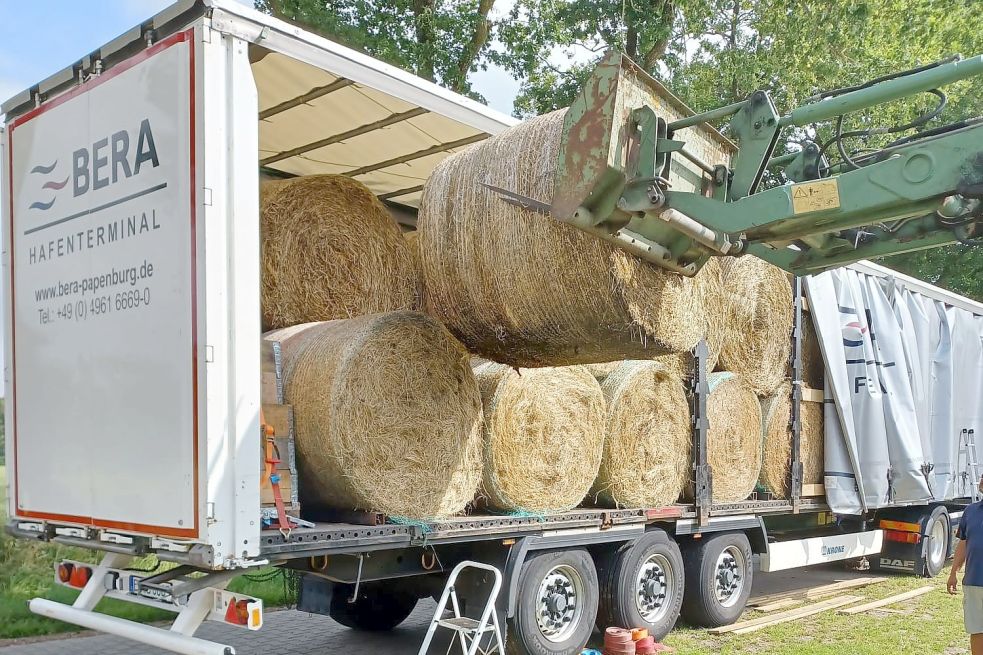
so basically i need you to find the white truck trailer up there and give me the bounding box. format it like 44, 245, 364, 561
2, 2, 982, 654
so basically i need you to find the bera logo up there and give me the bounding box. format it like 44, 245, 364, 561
28, 118, 160, 212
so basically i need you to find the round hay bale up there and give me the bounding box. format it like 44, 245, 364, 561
281, 311, 482, 519
758, 382, 825, 497
585, 362, 621, 383
684, 372, 761, 503
801, 399, 824, 485
656, 258, 724, 377
592, 361, 691, 508
717, 257, 793, 395
417, 109, 711, 367
403, 230, 426, 309
261, 175, 418, 330
473, 363, 605, 513
801, 312, 825, 390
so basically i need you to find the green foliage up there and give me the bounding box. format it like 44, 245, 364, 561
255, 0, 498, 96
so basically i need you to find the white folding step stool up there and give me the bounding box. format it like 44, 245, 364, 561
418, 560, 505, 655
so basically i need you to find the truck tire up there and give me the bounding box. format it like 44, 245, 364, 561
918, 506, 949, 578
596, 529, 684, 641
680, 531, 753, 628
328, 582, 418, 631
507, 549, 599, 655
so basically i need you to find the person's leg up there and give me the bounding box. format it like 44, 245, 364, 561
971, 632, 983, 655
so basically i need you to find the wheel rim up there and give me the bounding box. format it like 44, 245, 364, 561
714, 546, 747, 608
635, 553, 673, 624
535, 564, 585, 643
929, 517, 947, 567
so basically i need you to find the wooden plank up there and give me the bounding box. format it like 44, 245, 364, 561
802, 483, 825, 497
260, 469, 294, 505
712, 595, 862, 635
261, 339, 278, 377
754, 598, 804, 613
837, 586, 933, 615
261, 372, 281, 404
748, 576, 888, 607
262, 404, 293, 439
801, 387, 824, 403
304, 508, 388, 526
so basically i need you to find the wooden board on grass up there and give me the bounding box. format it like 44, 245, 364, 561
748, 576, 888, 607
711, 595, 862, 635
837, 586, 933, 614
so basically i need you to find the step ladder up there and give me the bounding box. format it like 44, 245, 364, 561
959, 428, 981, 502
418, 561, 505, 655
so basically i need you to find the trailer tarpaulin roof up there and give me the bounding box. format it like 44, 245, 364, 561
223, 0, 518, 209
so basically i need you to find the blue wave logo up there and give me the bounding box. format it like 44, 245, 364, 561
29, 159, 61, 211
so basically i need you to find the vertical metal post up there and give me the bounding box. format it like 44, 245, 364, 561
790, 277, 804, 513
691, 339, 712, 526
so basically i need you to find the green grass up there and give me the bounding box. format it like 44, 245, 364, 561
662, 567, 966, 655
0, 465, 292, 640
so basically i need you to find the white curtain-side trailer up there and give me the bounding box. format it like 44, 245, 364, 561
2, 3, 982, 655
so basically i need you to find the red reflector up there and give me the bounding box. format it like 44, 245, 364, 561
68, 565, 92, 588
884, 529, 921, 544
57, 563, 74, 583
225, 598, 250, 625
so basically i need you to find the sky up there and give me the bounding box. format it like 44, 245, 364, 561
0, 0, 522, 116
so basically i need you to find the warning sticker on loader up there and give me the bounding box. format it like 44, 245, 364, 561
791, 179, 841, 214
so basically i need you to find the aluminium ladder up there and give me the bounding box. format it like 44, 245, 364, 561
418, 561, 505, 655
959, 428, 981, 502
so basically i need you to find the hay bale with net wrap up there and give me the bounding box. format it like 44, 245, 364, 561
684, 372, 761, 503
261, 175, 418, 330
801, 312, 825, 390
758, 382, 825, 497
717, 257, 793, 396
473, 363, 605, 513
592, 361, 691, 508
417, 109, 715, 367
279, 311, 483, 519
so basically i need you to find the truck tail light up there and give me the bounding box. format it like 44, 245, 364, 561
56, 563, 74, 583
883, 528, 921, 544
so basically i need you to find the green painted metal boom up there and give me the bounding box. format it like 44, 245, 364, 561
504, 51, 983, 276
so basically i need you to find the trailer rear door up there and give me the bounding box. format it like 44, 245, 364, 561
4, 30, 203, 538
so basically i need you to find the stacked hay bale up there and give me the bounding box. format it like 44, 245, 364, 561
473, 363, 605, 513
278, 311, 483, 519
801, 312, 825, 389
717, 257, 793, 396
261, 175, 418, 330
417, 110, 716, 368
592, 361, 691, 508
685, 372, 762, 503
758, 382, 825, 497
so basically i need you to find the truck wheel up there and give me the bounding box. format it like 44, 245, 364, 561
508, 549, 599, 655
680, 532, 753, 628
918, 506, 949, 578
596, 530, 684, 641
328, 582, 418, 631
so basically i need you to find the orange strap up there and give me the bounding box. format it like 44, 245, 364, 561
261, 409, 292, 534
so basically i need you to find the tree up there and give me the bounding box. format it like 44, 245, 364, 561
256, 0, 498, 96
255, 0, 981, 299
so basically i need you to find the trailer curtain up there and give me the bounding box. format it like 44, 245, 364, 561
805, 268, 983, 515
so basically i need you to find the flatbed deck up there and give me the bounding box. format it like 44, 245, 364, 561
259, 497, 829, 559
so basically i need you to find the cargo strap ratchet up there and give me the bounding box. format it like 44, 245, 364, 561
261, 409, 293, 537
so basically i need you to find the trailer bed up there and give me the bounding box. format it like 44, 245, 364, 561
259, 497, 829, 559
